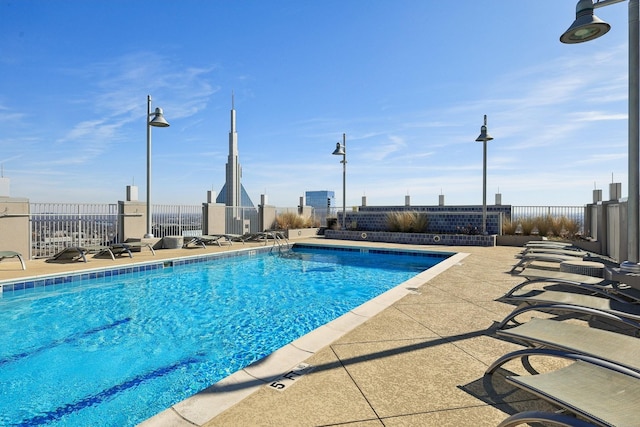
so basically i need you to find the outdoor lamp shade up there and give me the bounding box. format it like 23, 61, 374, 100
332, 142, 345, 156
560, 0, 611, 43
149, 107, 170, 127
476, 125, 493, 142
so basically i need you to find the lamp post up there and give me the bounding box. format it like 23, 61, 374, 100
476, 115, 493, 235
560, 0, 639, 263
332, 133, 347, 229
145, 95, 170, 238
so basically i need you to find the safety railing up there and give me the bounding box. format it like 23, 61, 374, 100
511, 205, 585, 234
30, 203, 119, 259
152, 204, 203, 238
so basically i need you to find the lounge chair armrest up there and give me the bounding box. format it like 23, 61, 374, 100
485, 348, 640, 378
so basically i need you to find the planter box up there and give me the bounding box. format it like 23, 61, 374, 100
324, 230, 495, 247
283, 228, 320, 239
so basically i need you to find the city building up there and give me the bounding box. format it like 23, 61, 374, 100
305, 190, 335, 211
216, 95, 254, 207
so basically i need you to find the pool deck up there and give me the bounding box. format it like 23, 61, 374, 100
1, 238, 573, 426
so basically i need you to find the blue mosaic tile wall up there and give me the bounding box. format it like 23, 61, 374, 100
338, 205, 510, 235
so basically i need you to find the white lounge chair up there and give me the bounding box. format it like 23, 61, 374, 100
524, 241, 576, 249
519, 247, 589, 257
0, 250, 26, 270
510, 252, 590, 273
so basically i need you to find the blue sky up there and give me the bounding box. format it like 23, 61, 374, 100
0, 0, 630, 208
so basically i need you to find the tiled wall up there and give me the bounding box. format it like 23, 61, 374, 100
340, 205, 511, 235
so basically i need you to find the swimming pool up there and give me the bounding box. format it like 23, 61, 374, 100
0, 244, 451, 426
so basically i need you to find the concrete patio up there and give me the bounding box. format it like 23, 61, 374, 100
0, 238, 579, 426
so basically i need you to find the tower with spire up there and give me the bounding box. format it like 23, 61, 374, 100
216, 93, 254, 208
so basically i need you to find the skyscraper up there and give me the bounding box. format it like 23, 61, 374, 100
305, 190, 335, 211
216, 94, 254, 207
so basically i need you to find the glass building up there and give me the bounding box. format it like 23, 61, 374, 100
305, 190, 335, 211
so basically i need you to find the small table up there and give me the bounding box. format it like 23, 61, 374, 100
163, 236, 184, 249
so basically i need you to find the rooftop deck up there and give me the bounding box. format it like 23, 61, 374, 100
0, 238, 581, 426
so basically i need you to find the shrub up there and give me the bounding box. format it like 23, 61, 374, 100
518, 218, 537, 236
535, 215, 554, 237
386, 211, 428, 233
502, 219, 518, 234
503, 215, 582, 239
273, 212, 318, 229
554, 216, 582, 239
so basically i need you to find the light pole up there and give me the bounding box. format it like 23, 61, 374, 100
476, 115, 493, 235
560, 0, 639, 263
332, 133, 347, 229
145, 95, 170, 238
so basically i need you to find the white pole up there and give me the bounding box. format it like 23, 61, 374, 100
145, 95, 153, 238
628, 0, 639, 262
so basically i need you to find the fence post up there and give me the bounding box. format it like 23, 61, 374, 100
202, 202, 226, 235
0, 197, 31, 259
118, 200, 147, 242
259, 202, 276, 232
77, 205, 82, 247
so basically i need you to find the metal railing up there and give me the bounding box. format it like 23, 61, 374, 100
30, 203, 119, 259
511, 205, 585, 234
152, 204, 203, 238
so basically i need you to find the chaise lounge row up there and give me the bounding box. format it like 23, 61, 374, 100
488, 241, 640, 426
183, 231, 289, 249
1, 232, 291, 270
47, 241, 156, 263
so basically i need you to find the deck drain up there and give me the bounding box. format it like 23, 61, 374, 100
268, 363, 314, 391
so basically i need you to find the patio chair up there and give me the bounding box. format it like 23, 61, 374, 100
487, 317, 640, 376
47, 246, 90, 263
183, 235, 233, 248
112, 241, 155, 255
509, 252, 591, 273
0, 250, 26, 270
496, 289, 640, 330
497, 360, 640, 427
508, 267, 640, 302
92, 244, 132, 260
518, 247, 589, 257
238, 231, 287, 245
524, 241, 575, 248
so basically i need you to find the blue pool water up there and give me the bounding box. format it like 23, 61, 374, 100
0, 245, 448, 426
